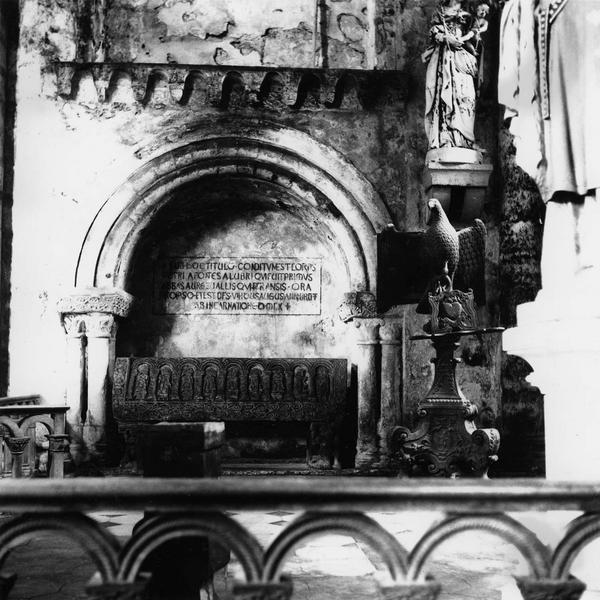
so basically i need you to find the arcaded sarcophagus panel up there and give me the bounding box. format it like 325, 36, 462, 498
112, 357, 348, 423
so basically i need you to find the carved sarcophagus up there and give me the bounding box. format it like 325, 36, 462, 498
112, 357, 348, 423
112, 357, 348, 469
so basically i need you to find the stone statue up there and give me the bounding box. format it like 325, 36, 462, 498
423, 0, 489, 157
499, 0, 600, 292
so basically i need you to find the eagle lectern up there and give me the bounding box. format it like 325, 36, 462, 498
393, 199, 501, 477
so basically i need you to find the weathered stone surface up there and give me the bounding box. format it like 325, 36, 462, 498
6, 0, 506, 470
497, 125, 545, 476
338, 14, 366, 42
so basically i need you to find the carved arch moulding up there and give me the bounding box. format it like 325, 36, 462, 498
74, 121, 393, 298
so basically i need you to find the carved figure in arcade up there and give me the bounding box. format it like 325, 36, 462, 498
179, 365, 196, 401
202, 367, 218, 402
131, 364, 150, 401
225, 367, 241, 401
248, 366, 264, 402
293, 366, 311, 401
156, 366, 173, 401
270, 369, 286, 402
423, 0, 490, 153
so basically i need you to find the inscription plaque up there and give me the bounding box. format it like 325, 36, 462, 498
154, 257, 322, 315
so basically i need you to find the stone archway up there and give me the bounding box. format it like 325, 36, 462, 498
60, 122, 393, 460
75, 121, 392, 292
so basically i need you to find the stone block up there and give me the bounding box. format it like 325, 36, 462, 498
138, 422, 225, 478
423, 159, 493, 225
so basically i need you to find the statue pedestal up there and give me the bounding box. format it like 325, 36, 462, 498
423, 151, 492, 224
503, 290, 600, 480
393, 330, 500, 477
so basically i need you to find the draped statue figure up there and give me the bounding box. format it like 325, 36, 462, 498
499, 0, 600, 291
423, 0, 489, 155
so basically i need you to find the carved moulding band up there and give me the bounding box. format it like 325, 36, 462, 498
57, 288, 134, 318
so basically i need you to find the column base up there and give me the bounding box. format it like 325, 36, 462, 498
355, 449, 379, 470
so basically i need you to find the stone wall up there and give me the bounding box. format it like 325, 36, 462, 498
496, 125, 546, 476
33, 0, 408, 69
6, 0, 510, 468
0, 0, 17, 396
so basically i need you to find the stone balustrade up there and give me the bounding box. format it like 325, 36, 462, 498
54, 63, 409, 112
0, 404, 69, 478
0, 477, 597, 599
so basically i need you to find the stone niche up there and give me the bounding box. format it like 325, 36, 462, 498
116, 176, 356, 462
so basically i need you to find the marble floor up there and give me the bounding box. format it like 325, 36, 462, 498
2, 507, 600, 600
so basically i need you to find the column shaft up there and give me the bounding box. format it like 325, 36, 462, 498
84, 314, 116, 456
354, 318, 381, 469
62, 315, 86, 461
379, 318, 403, 467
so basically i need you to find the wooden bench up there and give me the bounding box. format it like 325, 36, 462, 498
112, 357, 348, 469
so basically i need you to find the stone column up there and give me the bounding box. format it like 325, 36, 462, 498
378, 317, 404, 468
61, 314, 86, 461
84, 313, 116, 454
5, 437, 29, 478
353, 317, 382, 470
58, 288, 134, 460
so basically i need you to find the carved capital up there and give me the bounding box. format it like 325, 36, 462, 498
57, 287, 134, 318
338, 291, 377, 323
379, 581, 441, 600
233, 579, 293, 600
62, 314, 87, 337
5, 437, 30, 456
46, 434, 71, 454
515, 577, 586, 600
85, 314, 117, 338
379, 318, 404, 345
354, 317, 383, 345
